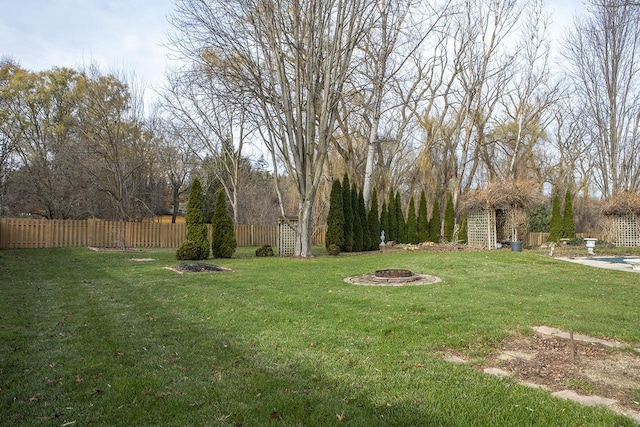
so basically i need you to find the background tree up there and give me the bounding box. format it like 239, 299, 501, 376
77, 66, 159, 220
341, 174, 354, 252
161, 63, 252, 223
528, 203, 551, 232
211, 190, 237, 258
417, 190, 429, 242
367, 188, 381, 249
406, 196, 418, 244
380, 200, 389, 243
429, 199, 441, 243
358, 189, 372, 251
153, 117, 198, 223
387, 189, 398, 242
444, 193, 455, 242
169, 0, 375, 256
395, 191, 407, 243
325, 179, 345, 250
562, 0, 640, 197
562, 190, 575, 239
351, 182, 363, 252
178, 177, 209, 260
548, 193, 563, 242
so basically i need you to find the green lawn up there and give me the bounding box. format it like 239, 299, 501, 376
1, 247, 639, 426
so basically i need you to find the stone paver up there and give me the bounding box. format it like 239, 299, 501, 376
552, 389, 617, 407
533, 326, 624, 348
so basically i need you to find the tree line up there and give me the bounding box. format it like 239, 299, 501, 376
2, 0, 639, 256
325, 174, 463, 254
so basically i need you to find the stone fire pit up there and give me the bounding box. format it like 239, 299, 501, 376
344, 268, 442, 286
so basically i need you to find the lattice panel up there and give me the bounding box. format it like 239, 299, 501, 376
467, 209, 496, 249
615, 214, 639, 247
278, 218, 298, 256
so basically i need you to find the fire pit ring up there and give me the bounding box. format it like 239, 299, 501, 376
374, 269, 414, 278
344, 269, 442, 286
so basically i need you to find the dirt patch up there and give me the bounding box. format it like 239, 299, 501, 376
164, 263, 232, 274
481, 332, 640, 418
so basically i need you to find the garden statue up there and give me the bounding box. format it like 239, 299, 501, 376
380, 230, 386, 247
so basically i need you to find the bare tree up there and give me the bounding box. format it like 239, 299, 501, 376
152, 116, 199, 223
76, 66, 157, 220
161, 64, 252, 223
491, 0, 559, 182
169, 0, 374, 256
562, 0, 640, 197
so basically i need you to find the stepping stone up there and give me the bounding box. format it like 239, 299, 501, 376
534, 326, 624, 348
483, 367, 511, 377
552, 390, 617, 407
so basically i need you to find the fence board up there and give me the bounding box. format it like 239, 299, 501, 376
0, 219, 327, 249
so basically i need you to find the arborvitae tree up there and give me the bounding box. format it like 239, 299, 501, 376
444, 193, 455, 242
341, 174, 354, 251
352, 182, 363, 252
387, 189, 398, 242
211, 190, 237, 258
459, 216, 468, 244
368, 188, 381, 250
429, 199, 441, 243
406, 196, 419, 244
562, 190, 575, 238
548, 193, 563, 242
395, 191, 407, 243
417, 190, 429, 243
325, 179, 344, 250
358, 189, 372, 251
380, 200, 389, 244
178, 177, 210, 260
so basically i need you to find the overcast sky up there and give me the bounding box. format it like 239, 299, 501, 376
1, 0, 175, 102
1, 0, 583, 105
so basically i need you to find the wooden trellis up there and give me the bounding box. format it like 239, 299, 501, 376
278, 217, 298, 256
467, 209, 497, 250
614, 214, 639, 247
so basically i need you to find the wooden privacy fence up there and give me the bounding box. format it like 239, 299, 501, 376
0, 218, 327, 249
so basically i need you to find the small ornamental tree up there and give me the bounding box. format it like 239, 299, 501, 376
368, 188, 381, 250
562, 190, 575, 238
406, 196, 418, 244
352, 182, 363, 252
380, 200, 389, 243
548, 193, 563, 242
177, 177, 210, 260
444, 193, 455, 242
417, 190, 429, 242
388, 189, 398, 242
325, 179, 344, 250
211, 190, 237, 258
341, 174, 354, 252
429, 199, 441, 243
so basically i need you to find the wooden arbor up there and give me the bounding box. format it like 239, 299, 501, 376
602, 193, 640, 247
460, 180, 542, 250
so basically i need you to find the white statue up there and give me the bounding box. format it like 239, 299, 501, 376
380, 230, 386, 246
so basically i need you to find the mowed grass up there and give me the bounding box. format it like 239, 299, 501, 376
1, 247, 639, 426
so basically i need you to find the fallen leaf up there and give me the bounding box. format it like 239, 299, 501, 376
337, 412, 345, 422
